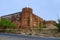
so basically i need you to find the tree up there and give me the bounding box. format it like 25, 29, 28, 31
0, 18, 16, 31
38, 23, 43, 30
38, 23, 47, 28
56, 19, 60, 32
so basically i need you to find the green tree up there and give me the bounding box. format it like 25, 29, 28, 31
38, 23, 47, 29
38, 22, 47, 31
56, 19, 60, 32
38, 23, 43, 31
38, 23, 43, 28
0, 18, 16, 31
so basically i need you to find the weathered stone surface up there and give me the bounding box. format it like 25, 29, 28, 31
1, 7, 57, 30
44, 20, 57, 29
1, 7, 43, 30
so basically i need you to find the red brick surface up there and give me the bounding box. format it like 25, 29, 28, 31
1, 7, 43, 30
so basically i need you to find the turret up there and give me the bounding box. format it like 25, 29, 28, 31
22, 7, 33, 13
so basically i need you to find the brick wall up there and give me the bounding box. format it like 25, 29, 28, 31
1, 7, 43, 31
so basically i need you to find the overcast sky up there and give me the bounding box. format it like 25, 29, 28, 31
0, 0, 60, 21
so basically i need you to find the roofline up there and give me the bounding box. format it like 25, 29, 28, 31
1, 12, 21, 17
